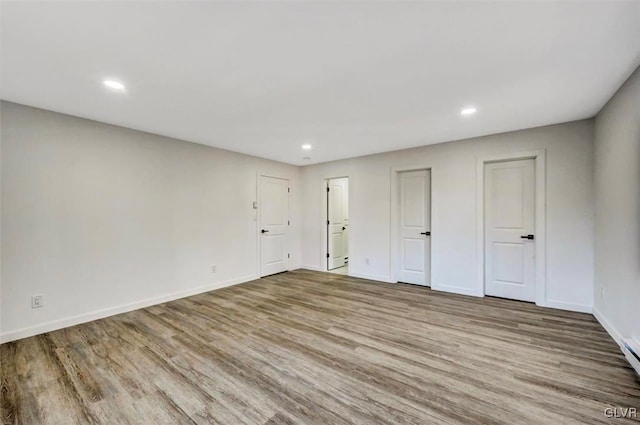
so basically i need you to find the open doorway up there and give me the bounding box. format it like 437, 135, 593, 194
326, 177, 349, 274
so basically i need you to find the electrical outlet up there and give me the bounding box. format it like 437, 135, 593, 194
211, 265, 217, 273
31, 295, 44, 309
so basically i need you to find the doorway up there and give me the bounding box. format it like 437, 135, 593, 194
396, 169, 431, 286
326, 177, 349, 273
259, 175, 290, 277
484, 159, 536, 302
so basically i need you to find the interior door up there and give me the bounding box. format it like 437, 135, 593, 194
397, 170, 431, 286
484, 159, 535, 302
327, 178, 347, 270
260, 175, 290, 277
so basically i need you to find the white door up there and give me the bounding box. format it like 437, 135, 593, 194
485, 159, 535, 302
259, 175, 290, 277
397, 170, 431, 286
327, 178, 348, 270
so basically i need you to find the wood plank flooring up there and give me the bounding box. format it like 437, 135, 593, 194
2, 269, 639, 424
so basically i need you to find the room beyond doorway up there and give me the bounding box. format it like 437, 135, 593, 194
326, 177, 349, 271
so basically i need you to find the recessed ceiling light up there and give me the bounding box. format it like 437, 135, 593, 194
302, 144, 312, 150
103, 80, 126, 90
460, 107, 477, 116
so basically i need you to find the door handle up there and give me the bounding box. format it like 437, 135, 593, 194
261, 229, 269, 234
420, 231, 431, 236
520, 234, 534, 240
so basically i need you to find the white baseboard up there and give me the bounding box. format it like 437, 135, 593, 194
0, 274, 259, 344
593, 306, 624, 350
541, 299, 593, 314
432, 284, 484, 298
348, 271, 396, 284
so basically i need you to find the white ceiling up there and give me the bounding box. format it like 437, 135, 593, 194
2, 1, 639, 165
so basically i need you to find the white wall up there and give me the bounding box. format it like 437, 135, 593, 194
0, 101, 301, 342
0, 100, 600, 342
593, 65, 640, 346
301, 120, 595, 312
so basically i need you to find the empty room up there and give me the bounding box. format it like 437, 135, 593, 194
1, 1, 640, 424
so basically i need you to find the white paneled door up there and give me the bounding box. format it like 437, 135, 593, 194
327, 178, 348, 270
484, 159, 535, 302
259, 175, 290, 277
397, 170, 431, 286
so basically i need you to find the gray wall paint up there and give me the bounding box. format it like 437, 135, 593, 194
594, 65, 640, 343
0, 101, 301, 341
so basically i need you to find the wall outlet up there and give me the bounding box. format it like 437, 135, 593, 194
211, 265, 217, 273
365, 257, 370, 265
31, 295, 44, 309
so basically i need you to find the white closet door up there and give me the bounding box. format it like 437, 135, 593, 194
485, 159, 535, 302
397, 170, 431, 286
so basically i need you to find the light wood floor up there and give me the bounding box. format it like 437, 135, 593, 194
2, 270, 639, 424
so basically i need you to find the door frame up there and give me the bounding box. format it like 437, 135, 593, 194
257, 172, 292, 277
320, 175, 350, 272
476, 149, 547, 306
390, 165, 434, 284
